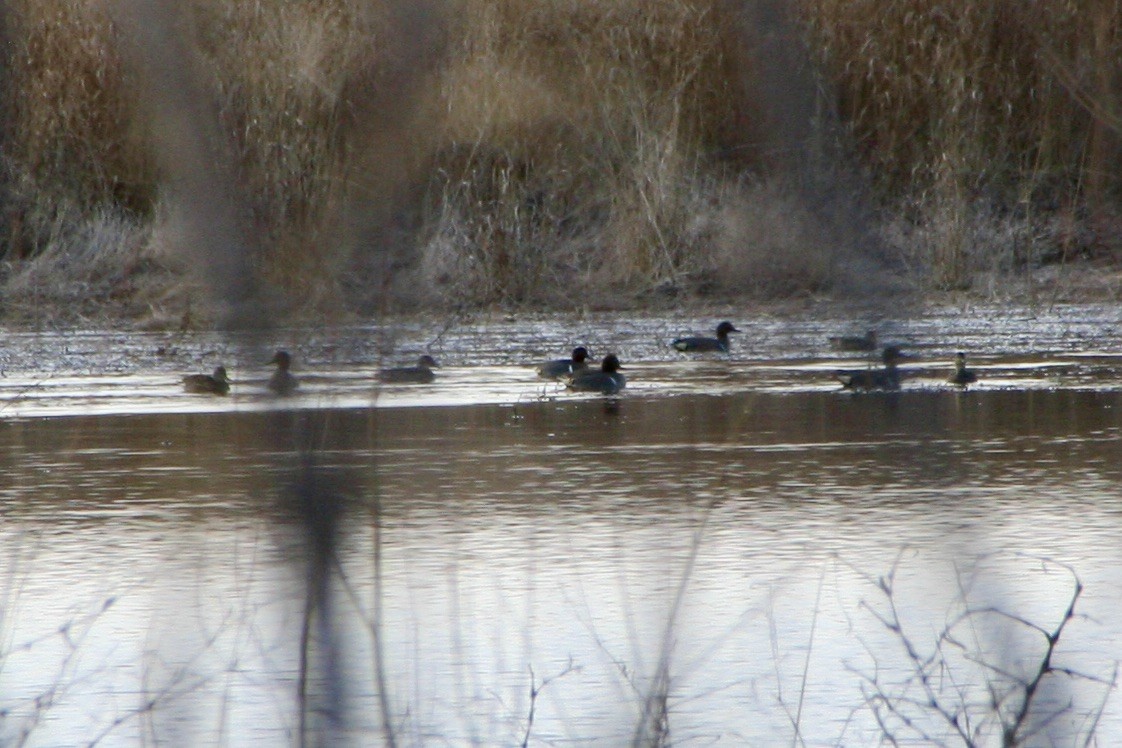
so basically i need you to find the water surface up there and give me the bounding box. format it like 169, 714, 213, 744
2, 306, 1122, 745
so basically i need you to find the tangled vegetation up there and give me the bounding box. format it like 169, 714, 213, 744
0, 0, 1118, 325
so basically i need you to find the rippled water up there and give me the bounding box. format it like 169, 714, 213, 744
3, 306, 1122, 745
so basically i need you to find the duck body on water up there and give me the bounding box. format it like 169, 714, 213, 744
568, 354, 626, 394
835, 346, 904, 392
948, 352, 977, 386
172, 335, 978, 400
183, 366, 230, 395
538, 346, 590, 379
378, 355, 440, 384
267, 350, 298, 396
671, 321, 739, 353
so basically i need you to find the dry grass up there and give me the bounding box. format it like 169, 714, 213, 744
0, 0, 1119, 323
415, 0, 742, 308
804, 0, 1122, 288
0, 204, 166, 324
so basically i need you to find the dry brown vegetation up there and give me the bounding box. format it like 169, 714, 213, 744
0, 0, 1119, 325
807, 0, 1122, 290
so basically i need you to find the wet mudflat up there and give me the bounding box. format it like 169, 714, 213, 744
3, 305, 1122, 744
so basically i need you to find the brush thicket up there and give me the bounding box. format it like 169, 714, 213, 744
424, 0, 740, 305
2, 0, 1120, 318
805, 0, 1122, 287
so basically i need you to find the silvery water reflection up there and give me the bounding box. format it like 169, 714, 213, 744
3, 388, 1121, 744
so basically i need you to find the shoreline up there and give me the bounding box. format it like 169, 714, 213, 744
2, 256, 1121, 333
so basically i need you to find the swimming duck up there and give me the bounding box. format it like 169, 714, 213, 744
267, 350, 298, 396
671, 321, 739, 353
829, 329, 877, 352
183, 366, 230, 395
377, 354, 439, 384
948, 352, 977, 387
538, 346, 590, 379
835, 346, 904, 392
568, 353, 626, 394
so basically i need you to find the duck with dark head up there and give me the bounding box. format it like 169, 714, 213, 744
267, 350, 298, 396
671, 321, 739, 353
183, 366, 230, 395
948, 352, 977, 387
568, 353, 626, 394
538, 346, 590, 379
378, 354, 440, 384
835, 346, 905, 392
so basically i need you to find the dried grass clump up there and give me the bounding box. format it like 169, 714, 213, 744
704, 180, 839, 299
0, 204, 167, 324
4, 0, 444, 319
805, 0, 1117, 197
184, 1, 399, 287
4, 0, 1122, 321
804, 0, 1122, 288
3, 1, 153, 258
409, 0, 764, 307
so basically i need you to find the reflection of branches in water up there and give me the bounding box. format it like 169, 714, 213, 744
330, 476, 400, 745
556, 498, 721, 747
0, 594, 207, 748
267, 410, 361, 745
628, 500, 722, 747
94, 627, 218, 747
845, 551, 1115, 747
1, 597, 115, 746
520, 658, 579, 748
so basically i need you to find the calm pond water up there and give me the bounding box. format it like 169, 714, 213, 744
3, 305, 1122, 745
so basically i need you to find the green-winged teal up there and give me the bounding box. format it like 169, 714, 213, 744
829, 329, 877, 352
378, 354, 439, 384
267, 350, 298, 396
671, 321, 739, 353
835, 346, 904, 392
183, 366, 230, 395
568, 353, 626, 394
538, 346, 590, 379
948, 351, 977, 387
